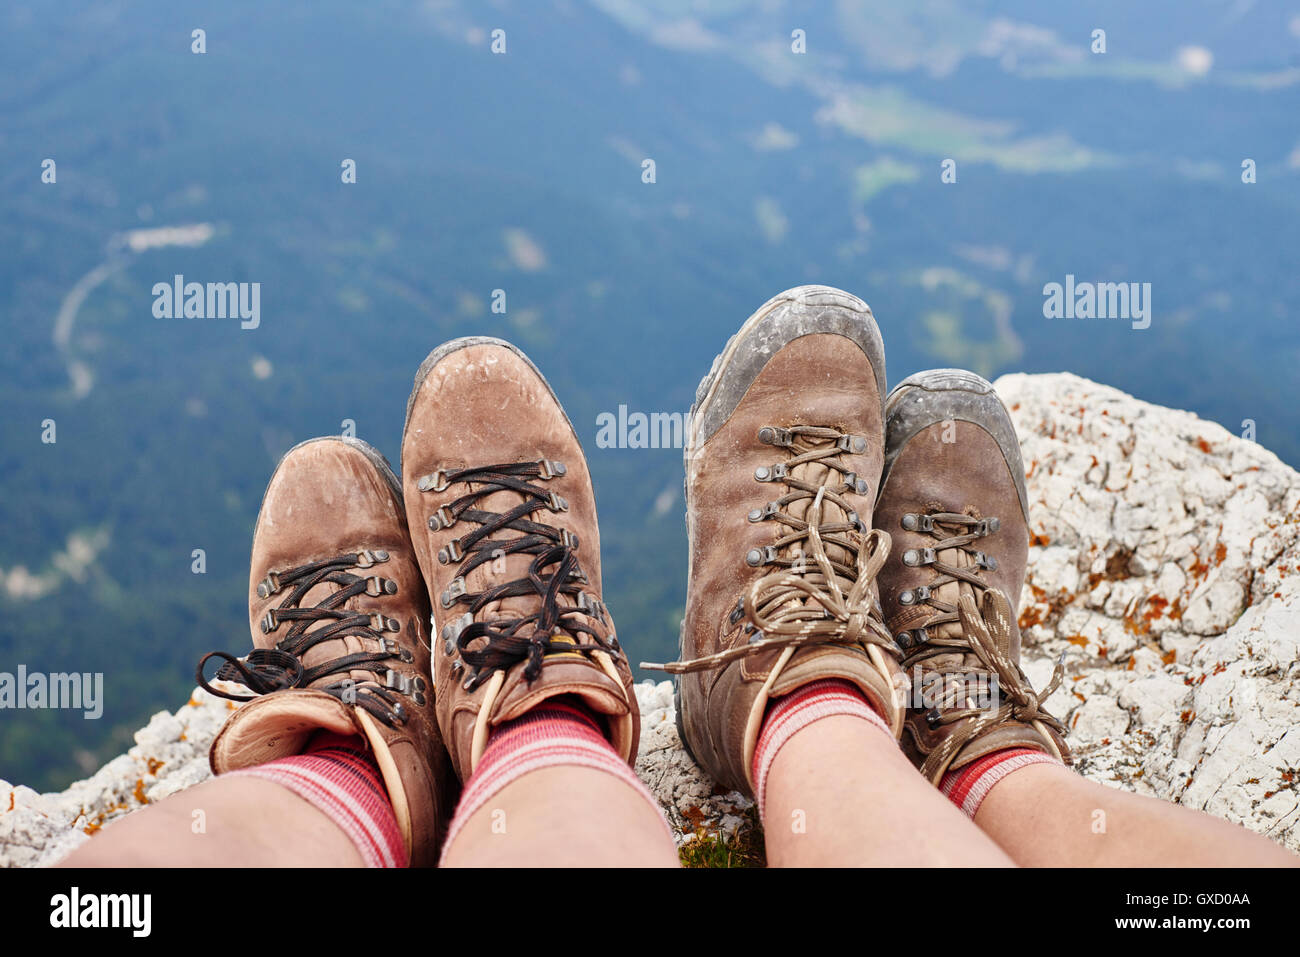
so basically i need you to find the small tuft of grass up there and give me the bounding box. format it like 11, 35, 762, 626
677, 806, 765, 868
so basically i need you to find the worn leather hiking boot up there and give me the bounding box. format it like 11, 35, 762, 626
645, 285, 905, 797
199, 436, 455, 866
401, 337, 638, 783
874, 369, 1068, 783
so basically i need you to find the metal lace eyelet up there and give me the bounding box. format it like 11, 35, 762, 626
836, 434, 867, 453
365, 576, 397, 597
577, 592, 606, 622
758, 426, 793, 447
914, 585, 931, 601
378, 636, 409, 660
417, 469, 450, 493
428, 505, 456, 531
437, 540, 463, 565
925, 708, 942, 730
974, 551, 998, 571
260, 609, 278, 633
440, 612, 472, 649
901, 513, 935, 533
441, 577, 467, 608
538, 459, 567, 479
899, 590, 915, 606
843, 473, 870, 496
355, 549, 389, 568
256, 571, 281, 599
745, 545, 777, 567
729, 597, 745, 625
903, 547, 936, 567
560, 528, 580, 550
755, 464, 788, 483
547, 492, 569, 512
748, 508, 763, 523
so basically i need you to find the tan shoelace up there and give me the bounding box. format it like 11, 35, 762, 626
918, 589, 1066, 782
644, 425, 896, 675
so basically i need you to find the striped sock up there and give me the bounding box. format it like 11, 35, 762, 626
229, 732, 407, 868
441, 700, 672, 858
939, 747, 1061, 819
751, 678, 892, 821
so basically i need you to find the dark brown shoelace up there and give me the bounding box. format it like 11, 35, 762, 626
645, 426, 896, 674
418, 460, 616, 689
197, 550, 422, 726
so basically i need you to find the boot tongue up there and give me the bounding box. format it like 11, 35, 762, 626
466, 481, 570, 630
296, 581, 368, 683
778, 454, 856, 617
788, 461, 852, 561
925, 545, 983, 671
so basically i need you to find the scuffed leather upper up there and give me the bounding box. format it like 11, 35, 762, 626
678, 288, 905, 796
209, 437, 455, 866
875, 375, 1069, 779
401, 339, 639, 783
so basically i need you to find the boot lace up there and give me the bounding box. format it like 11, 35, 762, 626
645, 426, 896, 674
196, 550, 423, 727
914, 589, 1067, 782
416, 460, 616, 690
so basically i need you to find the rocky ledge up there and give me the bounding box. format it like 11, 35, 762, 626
3, 372, 1298, 866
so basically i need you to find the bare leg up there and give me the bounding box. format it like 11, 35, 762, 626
58, 776, 363, 867
763, 715, 1015, 867
440, 765, 679, 867
974, 762, 1299, 867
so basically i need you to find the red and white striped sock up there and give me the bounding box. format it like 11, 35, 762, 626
229, 731, 407, 868
939, 747, 1061, 819
751, 678, 892, 821
441, 699, 672, 859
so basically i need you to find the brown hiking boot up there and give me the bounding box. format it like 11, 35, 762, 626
645, 285, 905, 797
874, 369, 1068, 783
401, 337, 638, 783
199, 436, 455, 866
